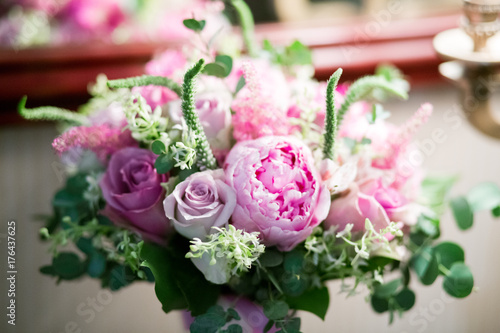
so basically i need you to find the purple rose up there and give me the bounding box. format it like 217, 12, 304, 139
163, 169, 236, 240
224, 136, 331, 251
100, 147, 170, 243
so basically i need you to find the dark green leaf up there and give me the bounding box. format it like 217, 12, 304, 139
109, 265, 134, 291
264, 320, 275, 333
282, 317, 301, 332
190, 312, 226, 333
493, 205, 500, 217
234, 76, 246, 95
286, 286, 329, 320
411, 247, 439, 285
416, 214, 440, 239
215, 55, 233, 76
284, 250, 304, 273
52, 252, 86, 280
434, 242, 465, 270
76, 237, 94, 255
87, 252, 106, 278
467, 182, 500, 212
183, 19, 206, 32
450, 196, 474, 230
373, 278, 402, 299
226, 308, 240, 321
394, 288, 415, 311
223, 324, 243, 333
203, 63, 228, 78
40, 265, 56, 276
140, 243, 187, 312
263, 300, 289, 320
259, 250, 283, 267
443, 263, 474, 298
371, 295, 389, 313
152, 140, 167, 155
420, 175, 457, 214
155, 152, 175, 174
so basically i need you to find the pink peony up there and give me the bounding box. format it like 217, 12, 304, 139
224, 136, 330, 251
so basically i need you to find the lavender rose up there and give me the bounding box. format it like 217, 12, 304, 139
164, 169, 236, 240
100, 147, 170, 243
224, 136, 331, 251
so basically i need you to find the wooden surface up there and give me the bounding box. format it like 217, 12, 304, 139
0, 13, 461, 125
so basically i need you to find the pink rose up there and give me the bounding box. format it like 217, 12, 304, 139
100, 147, 171, 244
224, 136, 331, 251
164, 169, 236, 240
324, 183, 390, 233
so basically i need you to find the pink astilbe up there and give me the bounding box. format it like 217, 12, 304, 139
52, 124, 137, 163
232, 62, 290, 141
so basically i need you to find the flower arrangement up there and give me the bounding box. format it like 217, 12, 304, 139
19, 1, 500, 332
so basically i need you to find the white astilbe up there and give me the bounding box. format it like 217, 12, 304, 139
123, 94, 169, 143
186, 225, 265, 278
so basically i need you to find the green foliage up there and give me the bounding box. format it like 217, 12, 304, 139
286, 287, 330, 320
263, 300, 289, 320
442, 263, 474, 298
466, 182, 500, 212
434, 242, 465, 270
411, 246, 439, 285
228, 0, 257, 56
263, 40, 312, 68
18, 96, 90, 125
141, 241, 220, 316
107, 75, 182, 96
181, 59, 218, 169
419, 175, 458, 214
190, 305, 242, 333
154, 151, 175, 174
450, 196, 474, 230
234, 75, 246, 95
322, 68, 343, 161
337, 75, 408, 128
183, 19, 206, 32
203, 55, 233, 78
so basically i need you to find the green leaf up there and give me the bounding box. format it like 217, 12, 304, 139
40, 265, 56, 276
223, 324, 243, 333
87, 252, 106, 278
226, 308, 240, 321
215, 55, 233, 76
466, 182, 500, 212
411, 247, 439, 285
108, 265, 134, 291
264, 320, 275, 333
155, 152, 175, 174
183, 19, 206, 32
152, 140, 167, 155
203, 62, 228, 78
284, 40, 312, 66
190, 312, 226, 333
286, 286, 329, 320
416, 214, 440, 239
263, 300, 289, 320
52, 252, 86, 280
443, 263, 474, 298
234, 76, 246, 95
394, 288, 416, 311
450, 196, 474, 230
434, 242, 465, 270
419, 175, 458, 214
373, 278, 402, 299
284, 250, 304, 273
493, 205, 500, 217
141, 242, 220, 315
76, 237, 94, 255
281, 317, 301, 333
259, 250, 283, 267
360, 137, 372, 145
371, 295, 389, 313
140, 243, 188, 313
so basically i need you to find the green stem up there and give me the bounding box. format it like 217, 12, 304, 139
181, 59, 217, 170
18, 96, 89, 125
337, 76, 408, 128
107, 75, 182, 97
230, 0, 258, 57
322, 68, 343, 161
438, 264, 451, 276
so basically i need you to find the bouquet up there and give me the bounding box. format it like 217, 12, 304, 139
18, 1, 500, 332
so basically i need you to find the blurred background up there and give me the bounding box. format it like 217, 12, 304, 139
1, 0, 499, 332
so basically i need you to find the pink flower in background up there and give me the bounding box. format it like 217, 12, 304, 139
100, 147, 171, 244
224, 136, 330, 251
232, 62, 290, 141
324, 183, 390, 233
52, 124, 136, 163
164, 169, 236, 240
133, 50, 188, 108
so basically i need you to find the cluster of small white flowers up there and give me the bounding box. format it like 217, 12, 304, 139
123, 94, 169, 143
169, 123, 198, 170
337, 220, 403, 267
186, 225, 265, 276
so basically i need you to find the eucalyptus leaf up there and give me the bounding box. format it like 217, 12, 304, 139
450, 196, 473, 230
183, 19, 206, 32
443, 263, 474, 298
434, 242, 465, 270
286, 286, 329, 320
52, 252, 86, 280
234, 76, 246, 95
466, 182, 500, 212
152, 140, 167, 155
263, 300, 289, 320
203, 63, 228, 78
411, 247, 439, 285
373, 278, 402, 299
394, 288, 415, 311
